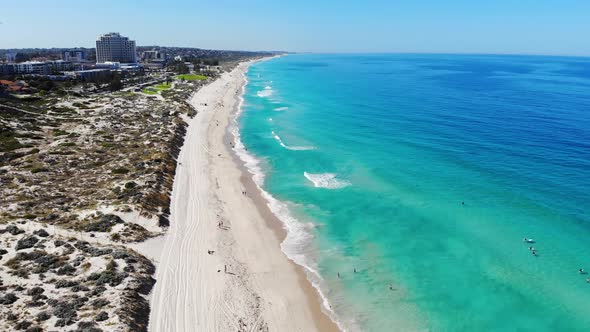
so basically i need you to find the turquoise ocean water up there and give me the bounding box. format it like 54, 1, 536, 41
234, 54, 590, 331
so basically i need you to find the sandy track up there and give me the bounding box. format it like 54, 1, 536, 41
148, 62, 338, 332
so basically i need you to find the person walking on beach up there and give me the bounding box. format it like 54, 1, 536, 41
337, 272, 340, 278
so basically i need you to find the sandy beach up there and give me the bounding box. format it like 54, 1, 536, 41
148, 60, 339, 332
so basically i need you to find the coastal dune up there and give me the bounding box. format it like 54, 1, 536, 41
148, 61, 338, 331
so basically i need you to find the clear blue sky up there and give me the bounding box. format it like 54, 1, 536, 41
1, 0, 589, 55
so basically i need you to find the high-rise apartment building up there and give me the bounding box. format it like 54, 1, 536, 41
95, 33, 137, 64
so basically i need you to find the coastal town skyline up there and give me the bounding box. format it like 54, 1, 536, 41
2, 0, 590, 56
0, 30, 271, 80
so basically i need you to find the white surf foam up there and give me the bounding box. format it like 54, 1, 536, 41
231, 67, 350, 332
257, 87, 273, 98
304, 172, 351, 189
274, 106, 289, 111
271, 131, 315, 151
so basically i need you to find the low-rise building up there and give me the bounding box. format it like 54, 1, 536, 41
63, 50, 86, 62
141, 50, 166, 62
0, 63, 15, 76
141, 50, 167, 71
64, 69, 112, 81
119, 63, 142, 72
14, 61, 49, 75
143, 62, 166, 70
198, 64, 222, 73
96, 62, 121, 69
3, 61, 75, 75
50, 60, 75, 72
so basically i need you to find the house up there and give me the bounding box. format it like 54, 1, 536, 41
0, 80, 32, 94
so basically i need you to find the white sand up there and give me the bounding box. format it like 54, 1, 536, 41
148, 61, 338, 332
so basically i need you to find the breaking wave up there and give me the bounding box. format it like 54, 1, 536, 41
272, 131, 315, 151
304, 172, 351, 189
257, 86, 274, 98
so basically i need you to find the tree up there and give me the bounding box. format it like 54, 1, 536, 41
203, 59, 220, 66
15, 53, 33, 63
41, 79, 55, 91
29, 77, 55, 91
62, 80, 74, 89
167, 60, 189, 74
177, 62, 189, 74
109, 75, 123, 92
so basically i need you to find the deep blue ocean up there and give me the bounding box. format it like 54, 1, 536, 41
235, 54, 590, 331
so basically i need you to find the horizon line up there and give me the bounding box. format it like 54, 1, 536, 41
1, 46, 590, 59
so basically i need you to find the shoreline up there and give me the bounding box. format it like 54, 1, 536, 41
226, 58, 343, 331
148, 58, 339, 331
